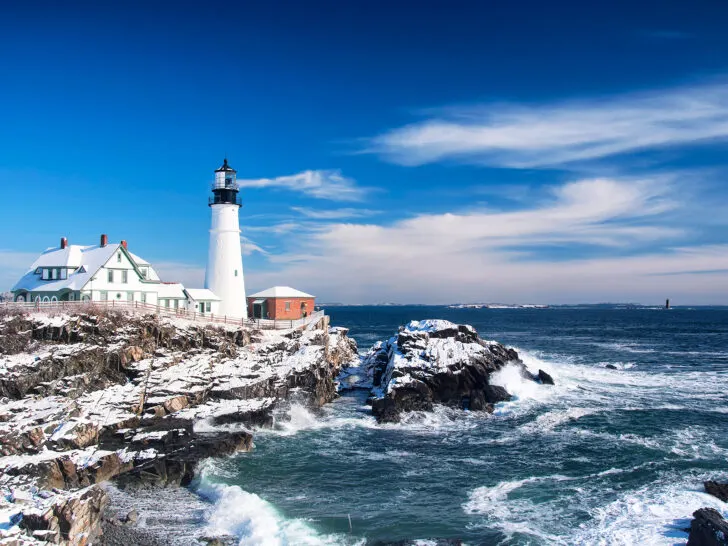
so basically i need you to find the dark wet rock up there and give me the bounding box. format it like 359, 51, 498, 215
605, 364, 618, 370
687, 507, 728, 546
705, 481, 728, 502
484, 384, 512, 403
364, 320, 533, 423
538, 369, 555, 385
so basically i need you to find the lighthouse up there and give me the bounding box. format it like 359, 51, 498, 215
204, 159, 248, 319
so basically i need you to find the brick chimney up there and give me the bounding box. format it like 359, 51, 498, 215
100, 234, 108, 247
60, 237, 68, 249
120, 240, 128, 250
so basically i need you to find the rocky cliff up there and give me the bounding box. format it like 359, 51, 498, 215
0, 308, 356, 545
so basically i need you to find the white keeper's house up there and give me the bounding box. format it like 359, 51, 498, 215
11, 159, 249, 318
11, 234, 220, 314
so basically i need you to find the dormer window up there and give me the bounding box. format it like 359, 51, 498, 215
77, 266, 87, 274
42, 269, 49, 280
51, 268, 58, 280
140, 267, 148, 279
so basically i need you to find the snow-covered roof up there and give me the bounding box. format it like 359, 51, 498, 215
248, 286, 315, 299
128, 251, 149, 265
12, 243, 155, 293
185, 288, 220, 301
156, 283, 186, 299
12, 244, 120, 293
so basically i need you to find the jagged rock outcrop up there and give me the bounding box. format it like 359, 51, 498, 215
360, 320, 544, 423
705, 481, 728, 503
0, 308, 357, 544
687, 507, 728, 546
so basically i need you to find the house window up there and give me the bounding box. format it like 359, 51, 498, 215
174, 299, 179, 309
122, 270, 128, 284
51, 268, 58, 280
42, 296, 50, 303
127, 291, 134, 301
206, 302, 211, 312
69, 293, 75, 301
117, 252, 122, 263
165, 299, 170, 308
16, 295, 25, 303
234, 269, 238, 277
42, 269, 49, 280
108, 270, 114, 283
285, 301, 291, 312
60, 269, 67, 280
100, 291, 107, 301
141, 292, 147, 303
116, 293, 121, 299
50, 296, 58, 303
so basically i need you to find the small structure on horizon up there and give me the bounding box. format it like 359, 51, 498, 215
247, 286, 315, 320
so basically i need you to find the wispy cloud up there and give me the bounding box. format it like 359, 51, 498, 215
366, 80, 728, 168
246, 177, 728, 304
241, 235, 268, 256
290, 206, 380, 219
238, 170, 368, 201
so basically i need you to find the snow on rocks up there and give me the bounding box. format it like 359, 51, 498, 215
360, 319, 547, 423
0, 309, 357, 544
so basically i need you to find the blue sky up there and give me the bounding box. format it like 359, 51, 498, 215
1, 0, 728, 304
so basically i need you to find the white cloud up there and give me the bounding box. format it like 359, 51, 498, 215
244, 222, 302, 235
150, 261, 206, 288
238, 170, 367, 201
290, 206, 380, 219
367, 81, 728, 168
241, 236, 267, 256
245, 177, 728, 304
0, 251, 40, 292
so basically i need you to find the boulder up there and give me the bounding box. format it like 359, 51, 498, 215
365, 320, 532, 423
538, 369, 555, 385
484, 385, 512, 403
705, 481, 728, 502
687, 507, 728, 546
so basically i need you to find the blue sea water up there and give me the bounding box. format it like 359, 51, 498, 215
196, 306, 728, 545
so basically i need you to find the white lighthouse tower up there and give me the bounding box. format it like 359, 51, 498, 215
204, 158, 248, 319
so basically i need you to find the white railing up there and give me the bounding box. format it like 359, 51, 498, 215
0, 300, 325, 331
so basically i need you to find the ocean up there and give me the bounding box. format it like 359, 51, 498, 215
180, 307, 728, 544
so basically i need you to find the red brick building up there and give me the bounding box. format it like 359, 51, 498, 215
247, 286, 315, 320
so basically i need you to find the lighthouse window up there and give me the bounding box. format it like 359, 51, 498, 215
234, 270, 238, 277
